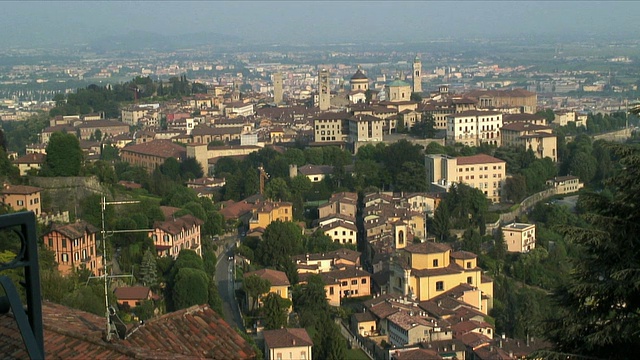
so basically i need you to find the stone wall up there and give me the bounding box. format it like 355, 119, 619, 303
499, 188, 558, 224
27, 176, 109, 216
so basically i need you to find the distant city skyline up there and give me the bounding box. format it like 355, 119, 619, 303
1, 1, 639, 48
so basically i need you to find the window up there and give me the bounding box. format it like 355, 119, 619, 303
48, 238, 53, 247
467, 276, 473, 284
436, 281, 444, 291
342, 281, 348, 286
433, 259, 438, 267
277, 353, 282, 360
467, 261, 472, 268
361, 278, 367, 284
61, 253, 68, 263
329, 287, 334, 295
62, 239, 67, 248
351, 279, 357, 285
17, 200, 24, 206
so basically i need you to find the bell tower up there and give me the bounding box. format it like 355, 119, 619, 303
413, 56, 422, 94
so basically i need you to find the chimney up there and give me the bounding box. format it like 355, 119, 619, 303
292, 339, 296, 346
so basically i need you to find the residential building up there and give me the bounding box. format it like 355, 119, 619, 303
76, 120, 130, 140
351, 311, 377, 337
387, 311, 452, 347
501, 223, 536, 253
312, 111, 349, 144
421, 87, 478, 130
12, 153, 46, 176
501, 122, 557, 161
120, 139, 187, 173
347, 114, 385, 151
263, 328, 313, 360
149, 214, 203, 258
292, 248, 361, 274
1, 184, 42, 215
446, 110, 503, 147
310, 266, 372, 306
320, 220, 358, 245
244, 268, 291, 311
114, 286, 155, 307
425, 154, 506, 203
502, 113, 547, 126
390, 242, 493, 313
318, 192, 357, 219
248, 201, 293, 230
546, 175, 584, 194
42, 220, 103, 276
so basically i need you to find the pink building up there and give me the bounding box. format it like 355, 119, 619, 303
149, 214, 204, 258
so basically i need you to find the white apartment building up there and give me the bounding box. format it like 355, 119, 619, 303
446, 110, 503, 147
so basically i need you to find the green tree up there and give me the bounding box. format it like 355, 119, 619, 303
139, 249, 158, 287
261, 292, 291, 330
42, 132, 83, 176
543, 145, 640, 359
568, 151, 597, 184
172, 267, 209, 310
257, 221, 303, 268
208, 278, 224, 315
244, 274, 271, 311
264, 177, 291, 201
503, 174, 527, 203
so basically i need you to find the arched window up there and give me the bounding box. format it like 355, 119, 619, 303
398, 230, 404, 245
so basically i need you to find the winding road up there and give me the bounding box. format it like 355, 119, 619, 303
215, 238, 245, 331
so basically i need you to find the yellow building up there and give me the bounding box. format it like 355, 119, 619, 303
425, 154, 506, 203
501, 223, 536, 253
248, 201, 293, 230
1, 184, 43, 216
390, 242, 493, 314
244, 268, 291, 311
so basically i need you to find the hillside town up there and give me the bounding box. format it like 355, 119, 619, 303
1, 23, 640, 360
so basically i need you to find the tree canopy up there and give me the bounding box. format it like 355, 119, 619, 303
42, 132, 83, 176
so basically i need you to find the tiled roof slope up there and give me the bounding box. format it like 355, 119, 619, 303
121, 139, 186, 159
50, 220, 99, 240
0, 301, 257, 359
1, 185, 43, 195
263, 328, 313, 348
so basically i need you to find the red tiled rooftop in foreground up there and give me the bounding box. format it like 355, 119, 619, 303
0, 301, 256, 359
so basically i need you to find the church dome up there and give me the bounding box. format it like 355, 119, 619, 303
351, 69, 368, 81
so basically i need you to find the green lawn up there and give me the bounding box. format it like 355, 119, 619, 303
344, 348, 370, 360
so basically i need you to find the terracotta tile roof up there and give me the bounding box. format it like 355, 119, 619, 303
450, 251, 477, 260
0, 301, 256, 359
244, 268, 290, 287
502, 113, 545, 122
297, 164, 334, 176
392, 348, 442, 360
153, 214, 204, 235
219, 201, 255, 220
452, 319, 494, 335
456, 154, 505, 166
76, 120, 129, 129
353, 311, 376, 323
122, 304, 256, 359
114, 286, 151, 301
320, 220, 358, 232
263, 328, 313, 349
404, 242, 451, 254
449, 110, 502, 117
160, 206, 182, 221
1, 184, 43, 195
48, 220, 99, 240
121, 139, 186, 160
13, 153, 46, 164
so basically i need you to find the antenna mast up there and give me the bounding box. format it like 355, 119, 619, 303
99, 197, 151, 341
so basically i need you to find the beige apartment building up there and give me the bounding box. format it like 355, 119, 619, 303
348, 114, 385, 151
264, 328, 313, 360
446, 110, 503, 147
547, 175, 584, 194
425, 154, 506, 203
312, 112, 349, 144
501, 223, 536, 253
1, 184, 43, 216
321, 221, 358, 245
501, 122, 557, 161
149, 214, 203, 258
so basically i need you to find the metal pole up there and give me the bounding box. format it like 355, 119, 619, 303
101, 196, 111, 341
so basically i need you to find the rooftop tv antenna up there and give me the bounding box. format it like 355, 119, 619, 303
90, 197, 154, 341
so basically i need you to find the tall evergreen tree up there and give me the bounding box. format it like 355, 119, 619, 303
543, 144, 640, 359
139, 249, 158, 287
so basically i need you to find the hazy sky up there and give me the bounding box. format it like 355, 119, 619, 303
2, 1, 640, 47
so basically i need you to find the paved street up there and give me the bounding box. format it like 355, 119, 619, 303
215, 238, 245, 331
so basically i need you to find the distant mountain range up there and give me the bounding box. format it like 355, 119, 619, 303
86, 31, 243, 51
